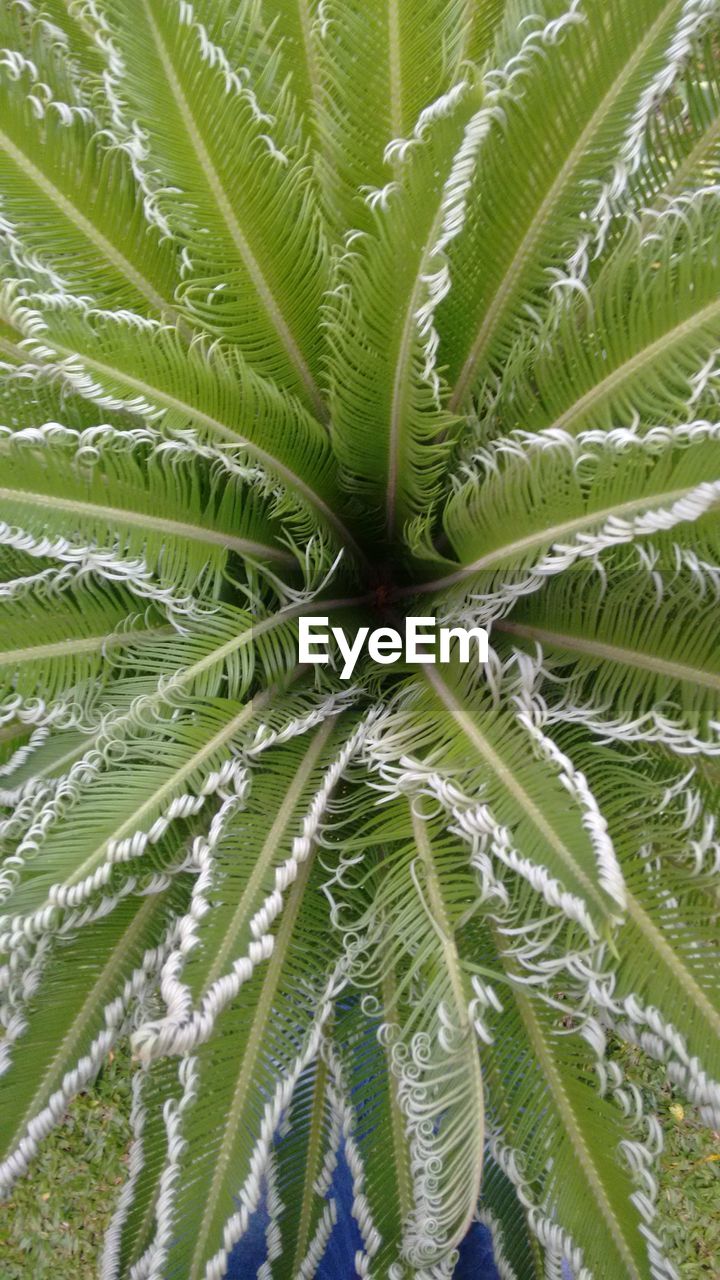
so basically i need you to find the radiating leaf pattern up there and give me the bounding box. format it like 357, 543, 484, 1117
0, 1, 719, 1277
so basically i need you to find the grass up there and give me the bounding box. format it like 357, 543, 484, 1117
0, 1042, 718, 1276
0, 1050, 131, 1278
618, 1041, 720, 1278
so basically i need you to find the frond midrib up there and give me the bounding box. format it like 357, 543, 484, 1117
0, 125, 172, 318
388, 0, 403, 140
495, 618, 720, 691
290, 1050, 330, 1275
509, 975, 644, 1280
0, 483, 295, 565
448, 0, 680, 409
417, 480, 712, 592
425, 666, 608, 920
380, 961, 414, 1225
0, 624, 172, 669
139, 0, 327, 422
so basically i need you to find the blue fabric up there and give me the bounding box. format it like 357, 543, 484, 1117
455, 1222, 501, 1279
227, 1148, 501, 1278
227, 1199, 268, 1277
315, 1150, 364, 1278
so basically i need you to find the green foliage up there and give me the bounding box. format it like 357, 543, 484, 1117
0, 1051, 131, 1279
0, 1, 719, 1277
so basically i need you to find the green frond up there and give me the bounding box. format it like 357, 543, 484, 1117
496, 558, 720, 748
270, 1051, 336, 1278
127, 727, 352, 1279
428, 428, 720, 598
179, 720, 343, 1007
0, 881, 189, 1191
1, 0, 719, 1273
478, 934, 659, 1279
442, 0, 690, 410
6, 296, 357, 551
478, 1159, 544, 1279
104, 0, 330, 414
0, 424, 293, 588
330, 988, 415, 1276
382, 663, 623, 931
21, 1, 108, 86
0, 589, 300, 711
328, 78, 482, 541
0, 627, 332, 926
495, 188, 720, 438
3, 697, 262, 921
327, 795, 485, 1268
551, 733, 720, 1107
0, 9, 179, 315
100, 1054, 185, 1277
274, 0, 475, 238
104, 721, 356, 1269
615, 30, 720, 216
0, 582, 169, 706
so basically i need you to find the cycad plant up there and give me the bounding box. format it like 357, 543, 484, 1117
0, 0, 719, 1276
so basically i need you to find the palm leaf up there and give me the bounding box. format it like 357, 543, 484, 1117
6, 296, 359, 552
104, 0, 329, 414
1, 1, 718, 1274
272, 0, 477, 238
0, 6, 179, 315
270, 1050, 337, 1278
0, 583, 170, 705
377, 663, 624, 931
549, 733, 720, 1116
329, 988, 414, 1276
326, 795, 486, 1267
495, 558, 720, 748
442, 0, 698, 410
477, 1159, 544, 1279
421, 428, 720, 599
479, 944, 660, 1279
0, 882, 189, 1191
0, 427, 293, 591
128, 723, 356, 1278
492, 189, 720, 439
328, 78, 483, 540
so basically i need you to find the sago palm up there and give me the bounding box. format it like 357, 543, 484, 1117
0, 0, 719, 1276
